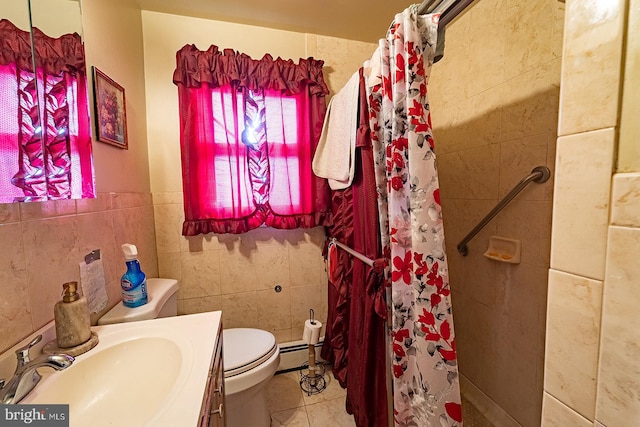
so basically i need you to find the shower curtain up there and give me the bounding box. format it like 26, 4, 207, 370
321, 68, 389, 427
368, 7, 462, 426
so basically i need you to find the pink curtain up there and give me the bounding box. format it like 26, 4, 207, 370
173, 45, 331, 235
369, 8, 462, 426
0, 19, 94, 202
34, 24, 94, 200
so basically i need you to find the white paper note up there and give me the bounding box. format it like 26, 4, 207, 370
79, 251, 108, 314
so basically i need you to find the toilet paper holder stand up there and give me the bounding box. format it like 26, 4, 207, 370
299, 309, 326, 396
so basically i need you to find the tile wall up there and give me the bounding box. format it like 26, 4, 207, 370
0, 193, 158, 353
152, 191, 330, 343
542, 0, 640, 426
428, 0, 564, 425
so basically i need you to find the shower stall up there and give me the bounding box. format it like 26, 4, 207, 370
428, 0, 564, 425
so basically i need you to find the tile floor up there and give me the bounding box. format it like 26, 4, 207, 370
266, 366, 494, 427
267, 367, 355, 427
461, 396, 494, 427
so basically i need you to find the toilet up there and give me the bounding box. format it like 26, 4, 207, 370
97, 278, 280, 427
222, 328, 280, 427
97, 278, 179, 324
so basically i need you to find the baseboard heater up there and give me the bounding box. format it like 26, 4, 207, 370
276, 339, 326, 373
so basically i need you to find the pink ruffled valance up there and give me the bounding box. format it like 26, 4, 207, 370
0, 19, 34, 71
182, 205, 332, 236
32, 27, 86, 76
173, 44, 329, 96
0, 19, 85, 76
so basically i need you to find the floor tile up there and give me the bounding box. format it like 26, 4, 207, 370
267, 371, 306, 413
463, 396, 495, 427
268, 368, 491, 426
306, 398, 356, 427
271, 407, 310, 427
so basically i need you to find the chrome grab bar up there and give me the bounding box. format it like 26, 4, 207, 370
456, 166, 551, 256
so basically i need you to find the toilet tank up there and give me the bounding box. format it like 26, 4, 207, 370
97, 278, 179, 325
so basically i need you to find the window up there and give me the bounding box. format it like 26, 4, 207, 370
174, 45, 331, 235
0, 19, 94, 202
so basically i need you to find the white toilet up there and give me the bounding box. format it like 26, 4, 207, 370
97, 278, 280, 427
223, 328, 280, 427
97, 278, 179, 324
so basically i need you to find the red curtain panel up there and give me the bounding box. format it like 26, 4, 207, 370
173, 45, 332, 235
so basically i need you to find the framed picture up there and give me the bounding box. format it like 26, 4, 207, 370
92, 67, 128, 149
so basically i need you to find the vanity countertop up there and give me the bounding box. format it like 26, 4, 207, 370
1, 311, 222, 427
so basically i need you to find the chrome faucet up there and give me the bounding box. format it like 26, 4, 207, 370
0, 335, 74, 404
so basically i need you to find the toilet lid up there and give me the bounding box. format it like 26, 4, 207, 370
223, 328, 278, 378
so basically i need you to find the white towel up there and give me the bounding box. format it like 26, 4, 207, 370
364, 46, 382, 89
312, 71, 359, 190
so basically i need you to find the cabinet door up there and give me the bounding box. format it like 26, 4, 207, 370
199, 323, 226, 427
209, 331, 226, 427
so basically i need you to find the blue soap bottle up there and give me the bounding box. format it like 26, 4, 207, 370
120, 243, 148, 307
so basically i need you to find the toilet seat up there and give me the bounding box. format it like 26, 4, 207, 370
223, 328, 278, 378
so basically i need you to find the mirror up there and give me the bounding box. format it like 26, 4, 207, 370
0, 0, 95, 203
0, 1, 41, 202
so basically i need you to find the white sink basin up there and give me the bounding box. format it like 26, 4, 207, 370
27, 337, 181, 426
17, 311, 222, 427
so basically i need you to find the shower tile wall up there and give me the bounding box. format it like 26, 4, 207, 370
428, 0, 564, 425
0, 193, 159, 353
543, 0, 640, 426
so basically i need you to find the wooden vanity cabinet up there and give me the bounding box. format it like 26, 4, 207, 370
200, 322, 226, 427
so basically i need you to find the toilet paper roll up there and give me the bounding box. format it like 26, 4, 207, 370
303, 319, 322, 345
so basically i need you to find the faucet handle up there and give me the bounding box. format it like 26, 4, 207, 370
15, 335, 42, 366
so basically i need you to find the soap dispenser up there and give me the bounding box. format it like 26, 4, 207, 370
54, 281, 91, 349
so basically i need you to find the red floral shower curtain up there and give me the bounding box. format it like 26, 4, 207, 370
368, 7, 462, 426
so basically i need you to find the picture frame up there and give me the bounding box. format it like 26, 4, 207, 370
92, 67, 128, 149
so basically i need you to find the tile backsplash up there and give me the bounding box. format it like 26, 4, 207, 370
0, 192, 158, 353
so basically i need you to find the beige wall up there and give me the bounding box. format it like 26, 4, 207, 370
542, 0, 640, 426
428, 0, 564, 425
0, 0, 157, 353
142, 11, 376, 342
83, 0, 151, 194
30, 0, 82, 37
0, 1, 31, 30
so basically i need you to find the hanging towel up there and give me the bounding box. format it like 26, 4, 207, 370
364, 46, 382, 89
312, 70, 359, 190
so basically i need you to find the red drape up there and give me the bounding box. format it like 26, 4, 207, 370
322, 184, 353, 387
0, 19, 94, 202
321, 68, 388, 427
173, 45, 331, 235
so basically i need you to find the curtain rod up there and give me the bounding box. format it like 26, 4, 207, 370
418, 0, 475, 26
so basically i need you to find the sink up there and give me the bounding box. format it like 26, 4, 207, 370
26, 338, 181, 426
15, 311, 222, 427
